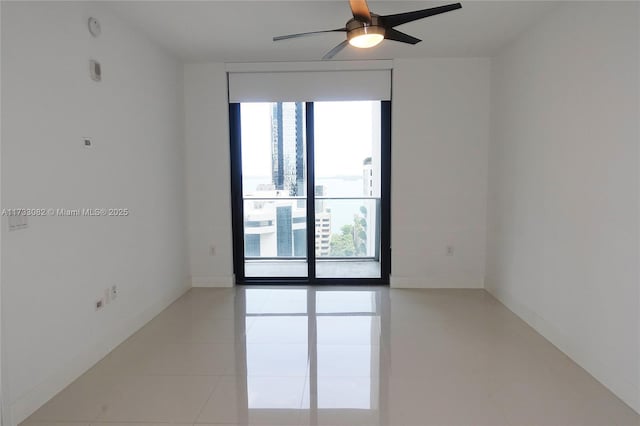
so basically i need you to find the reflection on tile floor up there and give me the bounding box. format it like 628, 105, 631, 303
22, 287, 640, 426
244, 260, 381, 278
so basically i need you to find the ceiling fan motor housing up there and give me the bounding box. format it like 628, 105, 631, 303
346, 14, 386, 42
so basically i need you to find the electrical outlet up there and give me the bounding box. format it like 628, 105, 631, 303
209, 245, 216, 256
95, 298, 104, 310
111, 285, 117, 300
446, 245, 454, 256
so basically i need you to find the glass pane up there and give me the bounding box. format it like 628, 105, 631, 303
243, 200, 307, 258
241, 102, 307, 277
242, 103, 306, 197
314, 101, 381, 198
314, 101, 381, 278
315, 199, 378, 258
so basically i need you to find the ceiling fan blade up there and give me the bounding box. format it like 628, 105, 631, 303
349, 0, 372, 23
381, 3, 462, 28
274, 28, 347, 41
384, 28, 421, 45
322, 40, 349, 60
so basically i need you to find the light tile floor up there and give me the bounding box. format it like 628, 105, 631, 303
22, 287, 640, 426
245, 260, 381, 278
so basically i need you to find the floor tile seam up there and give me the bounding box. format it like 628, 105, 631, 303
192, 375, 224, 425
33, 399, 109, 424
25, 422, 91, 424
88, 422, 193, 425
89, 373, 235, 378
308, 375, 378, 378
245, 375, 309, 378
116, 341, 239, 346
298, 370, 311, 415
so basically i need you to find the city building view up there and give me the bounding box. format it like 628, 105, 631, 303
242, 101, 381, 264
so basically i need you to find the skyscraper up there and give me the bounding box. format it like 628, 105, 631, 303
314, 185, 332, 257
269, 102, 306, 256
363, 157, 374, 197
271, 102, 305, 196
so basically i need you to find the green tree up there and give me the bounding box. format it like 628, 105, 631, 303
353, 214, 367, 256
329, 206, 368, 257
330, 224, 355, 256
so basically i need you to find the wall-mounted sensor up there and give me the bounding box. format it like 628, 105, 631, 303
88, 17, 101, 37
90, 59, 101, 82
83, 137, 92, 148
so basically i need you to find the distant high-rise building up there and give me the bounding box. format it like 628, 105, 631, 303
314, 185, 331, 257
363, 157, 378, 257
268, 102, 307, 257
315, 185, 326, 213
276, 205, 293, 256
363, 157, 374, 197
244, 197, 306, 258
315, 211, 332, 257
271, 102, 305, 196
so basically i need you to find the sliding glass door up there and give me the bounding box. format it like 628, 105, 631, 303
313, 101, 382, 279
239, 102, 308, 278
230, 101, 390, 284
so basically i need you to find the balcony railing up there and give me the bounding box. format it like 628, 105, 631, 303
243, 197, 380, 260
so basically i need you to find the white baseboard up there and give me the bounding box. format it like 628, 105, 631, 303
390, 275, 484, 289
487, 286, 640, 415
191, 275, 234, 288
9, 282, 190, 426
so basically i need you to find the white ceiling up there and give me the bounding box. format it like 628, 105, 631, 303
107, 1, 558, 62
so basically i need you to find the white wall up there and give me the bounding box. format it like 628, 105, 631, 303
184, 63, 234, 287
391, 58, 490, 288
487, 2, 640, 413
183, 59, 490, 289
1, 2, 189, 424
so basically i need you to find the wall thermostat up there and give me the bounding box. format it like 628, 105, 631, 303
88, 17, 101, 37
90, 59, 101, 82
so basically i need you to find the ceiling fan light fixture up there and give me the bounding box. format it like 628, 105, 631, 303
273, 2, 462, 60
348, 26, 385, 48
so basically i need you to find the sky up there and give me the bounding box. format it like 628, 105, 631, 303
240, 101, 377, 178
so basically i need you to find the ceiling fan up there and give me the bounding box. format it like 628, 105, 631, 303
273, 0, 462, 60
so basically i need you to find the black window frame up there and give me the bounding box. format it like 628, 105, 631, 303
229, 101, 391, 285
